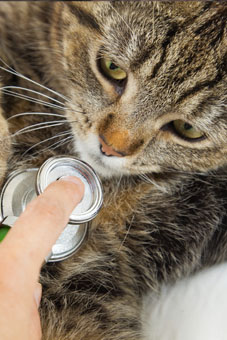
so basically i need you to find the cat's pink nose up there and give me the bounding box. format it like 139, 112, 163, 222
99, 136, 125, 157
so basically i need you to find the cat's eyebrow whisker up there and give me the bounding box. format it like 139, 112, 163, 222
0, 62, 69, 102
12, 121, 68, 137
1, 86, 66, 107
7, 112, 66, 121
22, 131, 72, 157
109, 3, 133, 34
2, 89, 66, 111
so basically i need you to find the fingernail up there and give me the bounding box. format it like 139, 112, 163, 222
34, 283, 42, 308
59, 175, 83, 187
59, 176, 85, 202
60, 176, 84, 192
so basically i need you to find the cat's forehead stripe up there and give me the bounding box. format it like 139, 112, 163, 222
64, 2, 101, 33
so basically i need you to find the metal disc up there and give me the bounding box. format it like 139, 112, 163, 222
0, 168, 89, 262
47, 222, 88, 262
36, 156, 103, 224
0, 169, 38, 219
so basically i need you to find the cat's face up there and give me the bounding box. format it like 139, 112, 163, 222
49, 2, 226, 178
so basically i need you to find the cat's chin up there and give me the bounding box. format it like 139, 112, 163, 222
74, 134, 128, 179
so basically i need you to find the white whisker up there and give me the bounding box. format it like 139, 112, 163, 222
12, 121, 68, 137
139, 173, 168, 193
116, 174, 123, 192
7, 112, 66, 121
0, 61, 69, 102
0, 61, 86, 117
22, 131, 72, 157
51, 136, 73, 150
109, 3, 133, 33
35, 135, 73, 156
19, 135, 73, 160
119, 215, 134, 250
2, 88, 85, 116
2, 89, 66, 111
1, 86, 65, 106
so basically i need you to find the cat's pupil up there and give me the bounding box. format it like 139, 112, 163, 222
184, 123, 193, 130
109, 62, 118, 70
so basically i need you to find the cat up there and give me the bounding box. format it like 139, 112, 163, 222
0, 1, 226, 339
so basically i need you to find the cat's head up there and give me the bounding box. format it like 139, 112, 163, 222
49, 1, 227, 178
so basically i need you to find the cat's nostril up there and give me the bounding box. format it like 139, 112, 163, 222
99, 144, 113, 157
99, 135, 125, 157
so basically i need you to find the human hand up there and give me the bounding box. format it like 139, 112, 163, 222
0, 176, 84, 340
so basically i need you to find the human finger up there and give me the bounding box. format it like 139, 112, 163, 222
0, 176, 84, 283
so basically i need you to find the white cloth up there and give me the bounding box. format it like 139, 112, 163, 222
142, 263, 227, 340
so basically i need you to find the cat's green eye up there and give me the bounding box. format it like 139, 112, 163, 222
100, 58, 127, 80
172, 120, 204, 140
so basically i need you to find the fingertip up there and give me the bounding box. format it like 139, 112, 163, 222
59, 176, 85, 203
59, 176, 84, 194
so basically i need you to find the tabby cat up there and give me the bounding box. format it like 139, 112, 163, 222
0, 1, 226, 339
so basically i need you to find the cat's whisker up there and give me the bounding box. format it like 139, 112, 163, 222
139, 173, 168, 193
109, 3, 133, 33
2, 89, 66, 111
7, 112, 66, 121
35, 135, 73, 156
163, 167, 207, 177
0, 61, 69, 102
51, 136, 73, 150
20, 135, 73, 160
11, 121, 68, 137
1, 86, 66, 107
116, 174, 123, 192
22, 131, 72, 157
119, 215, 134, 251
12, 124, 64, 137
0, 58, 18, 73
0, 61, 86, 116
2, 88, 86, 117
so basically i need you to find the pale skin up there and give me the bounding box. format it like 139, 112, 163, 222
0, 176, 85, 340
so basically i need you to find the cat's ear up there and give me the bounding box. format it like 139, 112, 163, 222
0, 88, 11, 186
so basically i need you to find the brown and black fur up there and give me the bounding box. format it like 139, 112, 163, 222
0, 2, 226, 339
